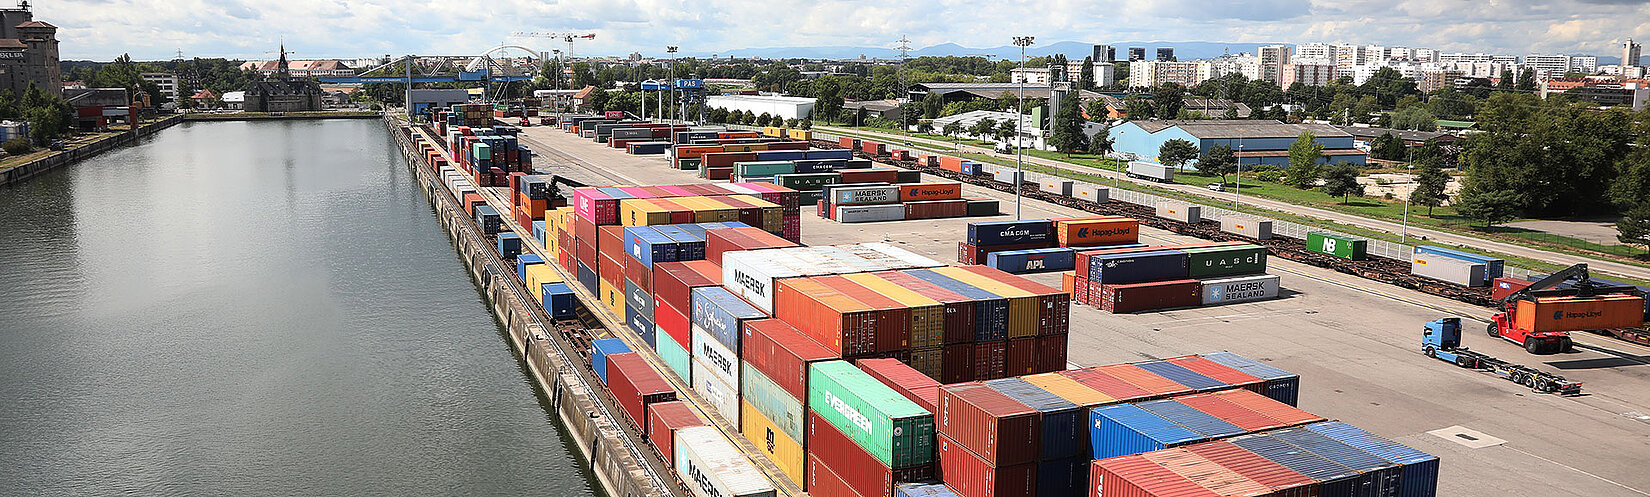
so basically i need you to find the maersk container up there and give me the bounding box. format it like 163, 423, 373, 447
808, 360, 936, 469
1199, 352, 1300, 406
1200, 274, 1281, 305
984, 378, 1084, 460
1183, 244, 1267, 278
986, 247, 1076, 274
1415, 245, 1504, 279
1155, 200, 1202, 224
967, 219, 1054, 246
690, 286, 766, 351
1269, 427, 1404, 497
1306, 231, 1367, 260
624, 226, 679, 268
832, 185, 901, 205
1411, 251, 1489, 287
1088, 403, 1203, 459
740, 362, 805, 443
656, 326, 692, 382
1221, 216, 1274, 240
692, 357, 741, 424
673, 426, 778, 497
1306, 421, 1440, 497
836, 204, 906, 223
1133, 360, 1228, 392
692, 325, 741, 388
1086, 250, 1190, 284
590, 338, 632, 385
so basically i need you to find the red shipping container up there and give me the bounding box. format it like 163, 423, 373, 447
1097, 364, 1195, 399
958, 242, 1050, 265
807, 453, 870, 497
651, 260, 721, 314
876, 271, 978, 345
973, 340, 1006, 380
936, 382, 1039, 467
1165, 355, 1265, 392
939, 156, 964, 172
705, 167, 734, 180
767, 141, 811, 151
855, 358, 942, 413
742, 319, 839, 402
775, 278, 881, 357
605, 353, 677, 431
1058, 368, 1153, 403
815, 275, 912, 353
942, 343, 977, 383
646, 401, 704, 465
1034, 334, 1067, 374
898, 182, 964, 202
1210, 389, 1325, 427
655, 299, 691, 351
624, 256, 652, 294
706, 227, 797, 265
702, 151, 760, 168
1091, 455, 1220, 497
808, 411, 936, 497
1098, 279, 1201, 314
840, 169, 899, 183
839, 136, 859, 149
955, 265, 1070, 337
599, 252, 626, 288
1172, 392, 1294, 433
1184, 440, 1321, 496
1074, 277, 1091, 306
1004, 337, 1037, 377
599, 226, 626, 263
905, 199, 969, 220
939, 434, 1036, 497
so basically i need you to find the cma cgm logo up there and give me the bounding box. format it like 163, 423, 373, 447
1000, 228, 1032, 237
1554, 310, 1603, 320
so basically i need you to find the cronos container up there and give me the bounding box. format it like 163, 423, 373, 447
1182, 244, 1267, 278
1306, 421, 1440, 497
808, 361, 936, 468
938, 434, 1037, 497
674, 426, 778, 497
1086, 250, 1190, 284
740, 318, 838, 405
1199, 352, 1300, 406
606, 352, 677, 431
857, 357, 943, 414
807, 411, 938, 497
967, 220, 1055, 246
1200, 274, 1281, 306
937, 382, 1039, 467
1098, 279, 1201, 313
984, 378, 1084, 460
740, 400, 805, 487
690, 286, 767, 352
646, 401, 704, 465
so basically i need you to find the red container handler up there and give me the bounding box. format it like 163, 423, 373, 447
808, 411, 937, 497
938, 434, 1036, 497
942, 343, 977, 383
1098, 279, 1201, 313
874, 270, 978, 345
955, 265, 1070, 337
1034, 334, 1068, 374
646, 401, 704, 465
1004, 337, 1037, 377
937, 382, 1039, 467
741, 319, 839, 402
605, 353, 677, 431
856, 358, 942, 413
815, 275, 913, 353
1184, 440, 1321, 496
807, 453, 871, 497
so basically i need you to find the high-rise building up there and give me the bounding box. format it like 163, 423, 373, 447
1523, 54, 1574, 77
1625, 39, 1642, 68
1092, 44, 1115, 63
1129, 60, 1204, 87
1280, 62, 1336, 88
139, 73, 179, 100
1128, 47, 1146, 61
1334, 45, 1370, 71
1259, 45, 1292, 84
1156, 48, 1175, 61
1297, 43, 1335, 61
1571, 56, 1599, 74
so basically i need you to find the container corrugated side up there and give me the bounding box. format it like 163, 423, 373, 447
741, 362, 805, 443
844, 272, 946, 349
1198, 352, 1300, 406
1133, 360, 1228, 392
1134, 398, 1246, 439
740, 318, 839, 405
647, 401, 704, 466
808, 360, 936, 468
937, 434, 1037, 497
656, 325, 692, 382
807, 411, 938, 497
1199, 275, 1280, 306
1269, 428, 1403, 496
775, 277, 880, 357
674, 425, 778, 497
1183, 440, 1321, 496
1088, 403, 1204, 460
1305, 421, 1439, 497
1091, 455, 1220, 497
930, 266, 1040, 339
739, 400, 804, 488
1139, 448, 1275, 496
856, 358, 943, 414
1097, 364, 1195, 398
983, 377, 1085, 460
936, 382, 1040, 467
691, 356, 741, 425
692, 325, 741, 388
590, 338, 632, 385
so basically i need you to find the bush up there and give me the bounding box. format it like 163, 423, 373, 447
1256, 170, 1284, 182
3, 138, 32, 155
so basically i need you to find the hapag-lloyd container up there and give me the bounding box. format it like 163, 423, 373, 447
984, 378, 1085, 460
967, 219, 1055, 246
807, 411, 938, 497
808, 361, 936, 468
1306, 421, 1440, 497
1099, 279, 1202, 313
1199, 352, 1301, 406
937, 382, 1040, 467
690, 286, 766, 352
1200, 274, 1281, 305
1183, 244, 1267, 278
857, 358, 943, 414
833, 185, 902, 205
937, 434, 1037, 497
899, 182, 964, 202
646, 401, 704, 465
673, 426, 778, 497
741, 363, 805, 443
1516, 294, 1647, 332
692, 356, 741, 425
1087, 250, 1190, 284
692, 325, 741, 387
1054, 217, 1139, 247
606, 353, 677, 430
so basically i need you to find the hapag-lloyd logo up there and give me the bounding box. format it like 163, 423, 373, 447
1554, 310, 1603, 320
908, 185, 955, 196
1076, 226, 1133, 238
823, 389, 874, 435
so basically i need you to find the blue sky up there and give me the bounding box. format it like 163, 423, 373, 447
41, 0, 1650, 61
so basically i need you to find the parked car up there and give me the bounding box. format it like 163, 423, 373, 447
1207, 183, 1225, 192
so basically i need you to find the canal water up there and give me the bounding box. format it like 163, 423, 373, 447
0, 119, 601, 496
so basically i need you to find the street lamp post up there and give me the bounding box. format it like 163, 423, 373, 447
1403, 148, 1414, 240
1013, 35, 1034, 220
1234, 140, 1243, 207
667, 46, 678, 125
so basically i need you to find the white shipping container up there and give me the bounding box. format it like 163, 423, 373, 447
722, 250, 807, 313
1072, 182, 1110, 204
1201, 274, 1282, 305
1220, 217, 1273, 240
691, 325, 741, 387
721, 183, 762, 195
691, 358, 742, 425
860, 242, 946, 268
674, 426, 778, 497
831, 185, 901, 205
1040, 178, 1074, 196
1411, 252, 1488, 287
835, 204, 906, 223
812, 245, 889, 273
1156, 201, 1202, 224
993, 171, 1028, 185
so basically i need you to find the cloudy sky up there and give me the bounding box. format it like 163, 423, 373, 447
39, 0, 1650, 61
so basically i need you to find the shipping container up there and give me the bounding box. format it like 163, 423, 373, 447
957, 242, 1052, 266
1088, 403, 1205, 460
1098, 280, 1201, 313
674, 425, 778, 497
896, 483, 960, 497
938, 434, 1037, 497
968, 220, 1055, 246
607, 353, 678, 431
692, 355, 742, 424
974, 340, 1007, 381
1055, 217, 1139, 247
692, 324, 742, 388
1415, 245, 1505, 279
814, 275, 911, 352
1096, 364, 1195, 399
876, 271, 981, 345
844, 273, 946, 349
987, 248, 1077, 274
930, 266, 1042, 339
1305, 232, 1367, 261
838, 204, 908, 223
900, 182, 964, 202
657, 324, 693, 381
591, 338, 632, 385
691, 286, 767, 352
1268, 428, 1404, 496
1198, 353, 1300, 406
809, 361, 936, 468
647, 401, 704, 465
1162, 356, 1264, 393
1182, 244, 1267, 279
1199, 275, 1281, 306
1306, 421, 1440, 497
1514, 294, 1646, 333
1155, 201, 1202, 224
776, 277, 882, 357
1021, 372, 1117, 409
955, 265, 1070, 338
984, 378, 1085, 460
857, 358, 943, 414
740, 399, 805, 488
808, 410, 939, 497
1141, 449, 1277, 496
805, 453, 863, 497
1133, 360, 1227, 392
937, 382, 1040, 467
1227, 432, 1368, 496
1182, 440, 1323, 496
1220, 216, 1273, 240
742, 359, 807, 444
834, 185, 903, 205
1070, 183, 1109, 204
1086, 250, 1190, 284
741, 318, 838, 404
1004, 337, 1037, 377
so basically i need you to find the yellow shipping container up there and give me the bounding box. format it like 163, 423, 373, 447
727, 195, 785, 233
525, 264, 564, 304
620, 199, 672, 226
842, 273, 945, 348
741, 400, 805, 488
931, 266, 1040, 338
911, 346, 943, 378
682, 196, 738, 222
725, 143, 769, 152
669, 196, 722, 223
787, 129, 812, 141
1022, 372, 1117, 407
763, 126, 784, 138
600, 280, 626, 319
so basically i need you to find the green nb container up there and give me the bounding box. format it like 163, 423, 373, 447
656, 328, 691, 382
735, 161, 796, 177
1307, 232, 1367, 260
1184, 244, 1268, 278
472, 142, 491, 160
807, 360, 935, 469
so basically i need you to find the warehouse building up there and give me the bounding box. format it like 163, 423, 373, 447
0, 5, 58, 96
704, 94, 815, 120
1110, 120, 1366, 167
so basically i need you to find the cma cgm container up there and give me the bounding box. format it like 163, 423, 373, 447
674, 426, 778, 497
1198, 352, 1301, 406
984, 378, 1085, 460
809, 361, 936, 468
968, 220, 1055, 246
647, 401, 705, 465
937, 382, 1040, 466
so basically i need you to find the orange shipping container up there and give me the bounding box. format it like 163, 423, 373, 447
898, 182, 964, 202
1515, 295, 1646, 332
1056, 217, 1139, 246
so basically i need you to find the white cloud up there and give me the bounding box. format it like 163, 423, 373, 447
37, 0, 1650, 61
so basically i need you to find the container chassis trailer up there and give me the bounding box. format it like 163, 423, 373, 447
1423, 318, 1582, 396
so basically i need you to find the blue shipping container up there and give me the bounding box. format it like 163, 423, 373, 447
595, 187, 635, 200
1134, 360, 1228, 392
497, 233, 522, 260
987, 247, 1076, 274
960, 162, 980, 176
1133, 399, 1245, 439
967, 219, 1055, 246
542, 282, 577, 319
905, 268, 1009, 341
1272, 427, 1404, 497
532, 221, 547, 245
576, 261, 599, 295
805, 149, 855, 160
623, 227, 679, 268
629, 311, 656, 348
516, 254, 545, 281
793, 159, 847, 173
755, 150, 808, 162
1306, 421, 1439, 497
1089, 403, 1204, 460
1086, 250, 1189, 284
1415, 245, 1504, 278
895, 483, 960, 497
590, 338, 632, 385
653, 225, 707, 261
1036, 457, 1088, 497
690, 286, 767, 352
985, 378, 1084, 459
1199, 352, 1301, 406
626, 280, 655, 322
1230, 432, 1363, 493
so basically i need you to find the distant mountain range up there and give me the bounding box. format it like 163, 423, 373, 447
684, 41, 1279, 61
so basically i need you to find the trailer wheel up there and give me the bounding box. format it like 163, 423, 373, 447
1487, 323, 1500, 338
1534, 380, 1555, 394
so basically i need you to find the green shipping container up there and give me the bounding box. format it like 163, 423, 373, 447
742, 362, 805, 443
735, 161, 797, 177
677, 158, 701, 171
472, 142, 491, 160
656, 328, 692, 382
807, 361, 935, 468
1307, 232, 1367, 260
775, 173, 842, 191
1183, 244, 1268, 278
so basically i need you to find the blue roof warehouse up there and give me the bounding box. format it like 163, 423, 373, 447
1111, 120, 1368, 167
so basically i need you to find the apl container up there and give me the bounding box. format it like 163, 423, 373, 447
937, 382, 1040, 467
1200, 274, 1281, 305
808, 361, 936, 468
987, 248, 1076, 274
984, 377, 1085, 460
673, 426, 778, 497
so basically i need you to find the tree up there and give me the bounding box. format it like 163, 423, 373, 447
1617, 203, 1650, 254
971, 118, 997, 141
1496, 69, 1515, 90
1123, 95, 1153, 120
1455, 188, 1521, 227
921, 91, 944, 119
1391, 106, 1438, 131
1049, 93, 1089, 154
1157, 139, 1199, 171
1195, 145, 1238, 183
1285, 132, 1324, 188
1410, 163, 1451, 216
1515, 67, 1537, 92
1078, 57, 1096, 90
942, 121, 962, 141
916, 122, 934, 134
1320, 163, 1365, 203
756, 112, 773, 127
1088, 126, 1115, 156
1154, 83, 1184, 119
1370, 133, 1406, 160
997, 119, 1018, 146
1085, 99, 1110, 122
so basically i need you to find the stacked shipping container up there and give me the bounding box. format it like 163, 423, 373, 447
1061, 241, 1279, 313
